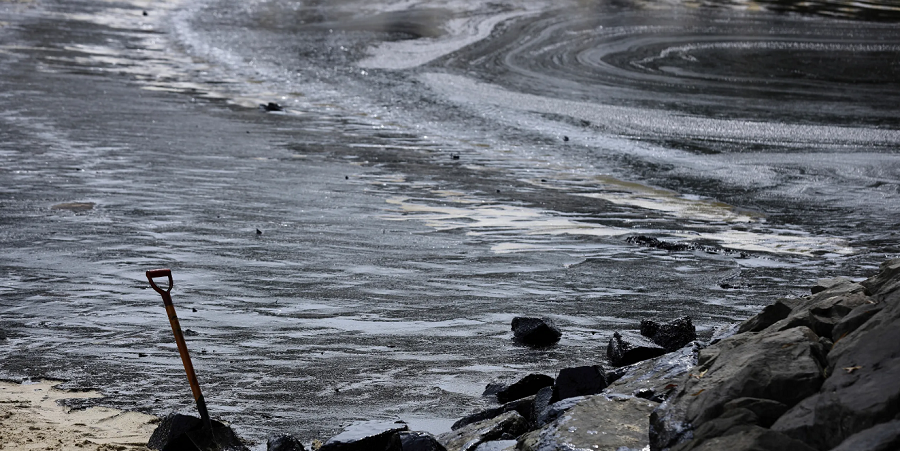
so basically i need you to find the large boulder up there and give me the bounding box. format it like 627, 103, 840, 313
320, 421, 409, 451
740, 279, 871, 341
641, 317, 697, 352
496, 374, 554, 404
770, 277, 900, 450
518, 395, 657, 451
607, 331, 667, 367
511, 317, 562, 347
649, 326, 826, 450
438, 411, 528, 451
552, 365, 607, 401
828, 420, 900, 451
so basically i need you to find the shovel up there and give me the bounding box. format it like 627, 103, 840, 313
147, 268, 232, 451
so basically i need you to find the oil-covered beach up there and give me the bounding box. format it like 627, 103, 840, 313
1, 0, 898, 448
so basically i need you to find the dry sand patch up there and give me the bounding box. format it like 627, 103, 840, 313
0, 380, 157, 451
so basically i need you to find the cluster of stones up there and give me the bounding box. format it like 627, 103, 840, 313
148, 260, 900, 451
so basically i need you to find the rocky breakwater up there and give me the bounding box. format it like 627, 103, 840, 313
149, 260, 900, 451
651, 259, 900, 451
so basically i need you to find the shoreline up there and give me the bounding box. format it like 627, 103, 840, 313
8, 259, 898, 451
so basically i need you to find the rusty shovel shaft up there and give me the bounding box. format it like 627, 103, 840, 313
146, 269, 212, 428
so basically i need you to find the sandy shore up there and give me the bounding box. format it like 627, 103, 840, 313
0, 380, 156, 451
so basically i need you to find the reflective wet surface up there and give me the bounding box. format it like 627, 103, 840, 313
1, 0, 898, 446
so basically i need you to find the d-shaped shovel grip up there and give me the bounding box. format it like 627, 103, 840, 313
147, 268, 173, 302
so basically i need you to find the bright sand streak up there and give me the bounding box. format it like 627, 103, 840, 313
0, 380, 157, 451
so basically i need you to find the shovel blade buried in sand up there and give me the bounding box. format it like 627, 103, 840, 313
146, 269, 246, 451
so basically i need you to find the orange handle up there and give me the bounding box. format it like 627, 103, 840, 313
146, 269, 210, 423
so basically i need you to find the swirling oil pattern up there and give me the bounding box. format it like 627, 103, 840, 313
437, 8, 900, 127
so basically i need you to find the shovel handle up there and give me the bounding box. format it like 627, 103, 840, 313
146, 269, 211, 425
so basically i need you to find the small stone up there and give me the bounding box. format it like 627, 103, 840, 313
607, 331, 666, 367
268, 434, 306, 451
511, 317, 562, 347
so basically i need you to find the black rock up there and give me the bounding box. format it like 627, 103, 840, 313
511, 317, 562, 347
452, 396, 535, 431
831, 301, 884, 341
625, 235, 694, 252
737, 299, 796, 333
496, 373, 554, 404
633, 388, 655, 400
650, 326, 826, 450
390, 431, 446, 451
829, 420, 900, 451
640, 317, 697, 352
553, 365, 608, 401
261, 102, 284, 112
607, 331, 667, 367
148, 413, 248, 451
482, 381, 507, 398
320, 421, 408, 451
531, 386, 554, 426
268, 434, 306, 451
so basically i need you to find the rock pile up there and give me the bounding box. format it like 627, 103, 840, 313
651, 259, 900, 451
177, 259, 899, 451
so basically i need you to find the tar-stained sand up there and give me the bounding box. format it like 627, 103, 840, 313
0, 380, 156, 451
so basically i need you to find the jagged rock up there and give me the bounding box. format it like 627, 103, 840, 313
605, 342, 701, 402
535, 396, 586, 428
496, 374, 554, 404
482, 381, 508, 398
438, 411, 528, 451
737, 299, 798, 333
518, 395, 657, 451
812, 277, 853, 294
147, 413, 248, 451
451, 396, 535, 431
828, 420, 900, 451
320, 421, 409, 451
268, 434, 306, 451
552, 365, 607, 401
511, 317, 562, 347
861, 259, 900, 301
607, 331, 667, 367
641, 316, 697, 352
531, 387, 554, 427
770, 278, 900, 450
748, 284, 871, 340
391, 431, 447, 451
831, 301, 883, 342
649, 326, 826, 450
